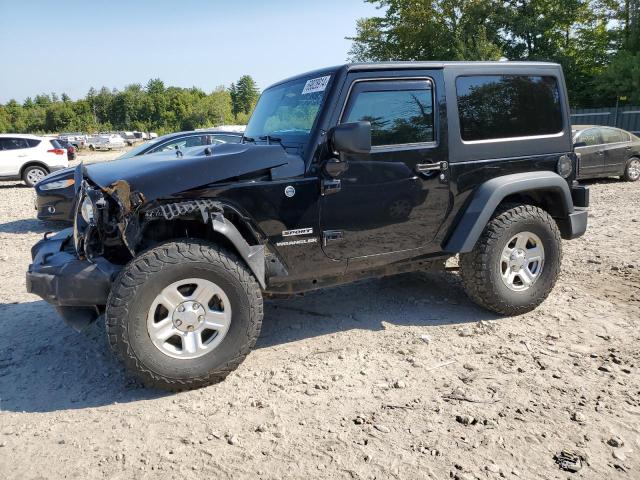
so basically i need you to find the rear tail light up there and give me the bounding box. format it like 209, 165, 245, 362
47, 148, 65, 155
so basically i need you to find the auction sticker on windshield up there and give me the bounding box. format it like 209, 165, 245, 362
302, 76, 331, 95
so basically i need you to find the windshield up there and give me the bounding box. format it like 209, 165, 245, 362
115, 136, 163, 160
244, 74, 332, 145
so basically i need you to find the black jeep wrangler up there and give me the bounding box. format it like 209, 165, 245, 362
27, 62, 589, 390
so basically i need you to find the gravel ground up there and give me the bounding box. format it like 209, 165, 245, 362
0, 160, 638, 479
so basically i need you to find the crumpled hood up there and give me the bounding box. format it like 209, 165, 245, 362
84, 143, 305, 202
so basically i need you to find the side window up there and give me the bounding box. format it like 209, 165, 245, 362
0, 138, 29, 150
184, 135, 208, 148
600, 128, 626, 144
343, 80, 434, 147
577, 129, 600, 146
456, 75, 563, 141
26, 139, 41, 147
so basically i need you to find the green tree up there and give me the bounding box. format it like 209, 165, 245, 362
230, 75, 259, 119
348, 0, 503, 61
348, 0, 627, 107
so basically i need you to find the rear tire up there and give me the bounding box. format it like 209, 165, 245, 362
623, 157, 640, 182
23, 165, 48, 187
460, 204, 562, 315
106, 240, 263, 391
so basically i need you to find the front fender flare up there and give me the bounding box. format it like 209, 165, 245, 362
211, 213, 266, 289
444, 171, 573, 253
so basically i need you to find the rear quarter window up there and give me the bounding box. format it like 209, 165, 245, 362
26, 139, 41, 147
456, 75, 563, 142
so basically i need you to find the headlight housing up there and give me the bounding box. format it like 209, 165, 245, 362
80, 196, 94, 223
39, 178, 75, 191
557, 155, 573, 178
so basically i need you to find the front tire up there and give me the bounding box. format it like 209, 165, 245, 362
106, 241, 263, 391
623, 157, 640, 182
460, 204, 562, 315
23, 165, 48, 187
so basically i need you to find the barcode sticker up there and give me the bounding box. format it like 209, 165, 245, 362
302, 75, 331, 95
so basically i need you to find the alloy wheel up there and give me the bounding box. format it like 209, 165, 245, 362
499, 231, 545, 292
147, 278, 232, 359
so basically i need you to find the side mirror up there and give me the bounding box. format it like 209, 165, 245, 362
573, 141, 587, 149
330, 121, 371, 154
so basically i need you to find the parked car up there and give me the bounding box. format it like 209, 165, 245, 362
27, 62, 589, 391
0, 134, 68, 186
58, 132, 87, 149
573, 125, 640, 181
56, 139, 77, 161
86, 134, 125, 151
35, 130, 243, 221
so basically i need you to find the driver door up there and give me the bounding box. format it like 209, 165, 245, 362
320, 74, 451, 260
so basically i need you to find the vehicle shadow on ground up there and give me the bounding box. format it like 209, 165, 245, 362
0, 218, 63, 234
0, 182, 28, 190
0, 272, 494, 414
258, 271, 495, 348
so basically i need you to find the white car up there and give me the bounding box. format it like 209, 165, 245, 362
0, 134, 69, 187
87, 134, 126, 151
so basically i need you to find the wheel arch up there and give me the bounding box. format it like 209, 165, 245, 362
444, 171, 574, 253
20, 161, 50, 178
137, 201, 266, 289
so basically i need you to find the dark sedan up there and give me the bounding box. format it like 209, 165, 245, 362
56, 139, 77, 161
573, 125, 640, 181
35, 130, 243, 222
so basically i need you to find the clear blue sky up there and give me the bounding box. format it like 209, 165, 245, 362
0, 0, 381, 103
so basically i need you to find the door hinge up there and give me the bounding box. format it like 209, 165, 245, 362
321, 179, 341, 196
322, 230, 343, 246
415, 161, 448, 173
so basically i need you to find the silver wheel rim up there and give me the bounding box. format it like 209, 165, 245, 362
628, 159, 640, 180
499, 232, 545, 292
147, 278, 232, 359
27, 168, 46, 184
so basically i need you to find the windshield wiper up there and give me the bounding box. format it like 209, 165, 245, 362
243, 136, 256, 143
259, 135, 283, 145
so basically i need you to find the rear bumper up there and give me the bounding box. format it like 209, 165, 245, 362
26, 229, 120, 307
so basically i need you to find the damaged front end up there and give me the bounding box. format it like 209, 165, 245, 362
27, 165, 141, 331
27, 154, 275, 331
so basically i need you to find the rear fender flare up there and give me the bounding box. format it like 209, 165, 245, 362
444, 171, 573, 253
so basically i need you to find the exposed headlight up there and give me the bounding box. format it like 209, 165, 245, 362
80, 196, 94, 223
557, 155, 573, 178
40, 178, 75, 191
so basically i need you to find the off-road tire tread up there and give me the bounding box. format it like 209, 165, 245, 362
459, 203, 562, 316
106, 240, 263, 391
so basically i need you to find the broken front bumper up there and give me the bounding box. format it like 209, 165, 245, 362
26, 228, 121, 307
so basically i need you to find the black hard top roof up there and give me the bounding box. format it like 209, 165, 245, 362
267, 61, 561, 90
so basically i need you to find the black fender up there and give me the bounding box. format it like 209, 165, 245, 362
141, 200, 267, 289
444, 171, 574, 253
